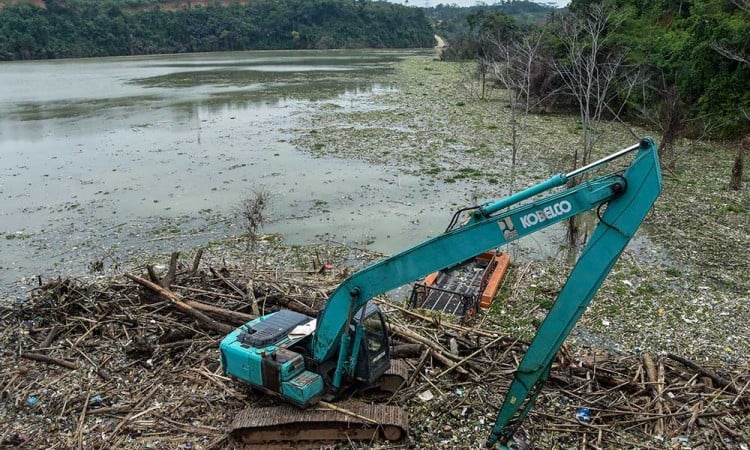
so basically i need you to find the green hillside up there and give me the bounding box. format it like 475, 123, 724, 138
0, 0, 436, 60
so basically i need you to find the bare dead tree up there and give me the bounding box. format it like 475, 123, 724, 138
237, 187, 271, 247
632, 73, 686, 170
658, 85, 684, 170
488, 30, 548, 167
551, 1, 634, 248
730, 129, 749, 191
552, 2, 631, 170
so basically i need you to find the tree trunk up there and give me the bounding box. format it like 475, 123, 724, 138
567, 215, 580, 249
729, 136, 748, 190
566, 178, 581, 249
658, 86, 682, 171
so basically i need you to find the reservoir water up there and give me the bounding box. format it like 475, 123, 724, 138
1, 49, 480, 294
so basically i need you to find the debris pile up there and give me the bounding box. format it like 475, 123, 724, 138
1, 242, 748, 449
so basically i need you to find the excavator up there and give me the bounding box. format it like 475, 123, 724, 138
220, 137, 663, 448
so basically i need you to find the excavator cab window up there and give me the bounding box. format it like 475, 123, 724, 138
364, 314, 385, 355
354, 305, 390, 384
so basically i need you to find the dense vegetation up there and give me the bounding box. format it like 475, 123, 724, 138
1, 0, 747, 140
425, 0, 555, 43
0, 0, 435, 60
439, 0, 749, 140
606, 0, 750, 138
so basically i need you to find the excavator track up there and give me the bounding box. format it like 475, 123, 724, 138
230, 400, 408, 448
378, 358, 409, 393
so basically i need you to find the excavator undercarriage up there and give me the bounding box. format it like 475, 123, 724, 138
230, 400, 408, 448
229, 358, 410, 447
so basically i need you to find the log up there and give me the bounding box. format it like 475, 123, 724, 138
272, 295, 317, 316
390, 323, 468, 375
184, 299, 255, 324
21, 352, 78, 370
125, 273, 233, 335
390, 343, 424, 359
210, 268, 246, 298
667, 353, 738, 394
40, 325, 63, 349
642, 352, 664, 434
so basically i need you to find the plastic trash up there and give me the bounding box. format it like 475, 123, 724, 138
575, 407, 591, 423
675, 436, 690, 449
26, 396, 38, 406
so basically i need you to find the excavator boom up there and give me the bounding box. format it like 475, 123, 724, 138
312, 139, 660, 388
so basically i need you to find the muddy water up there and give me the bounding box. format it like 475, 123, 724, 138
0, 49, 494, 294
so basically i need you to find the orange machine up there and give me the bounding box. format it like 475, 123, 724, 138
409, 251, 510, 323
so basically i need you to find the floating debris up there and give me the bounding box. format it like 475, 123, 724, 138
1, 240, 747, 449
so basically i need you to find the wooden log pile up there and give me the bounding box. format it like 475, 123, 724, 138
0, 245, 747, 449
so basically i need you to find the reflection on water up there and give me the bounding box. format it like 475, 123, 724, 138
0, 49, 427, 294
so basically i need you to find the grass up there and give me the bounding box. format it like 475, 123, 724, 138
5, 232, 32, 240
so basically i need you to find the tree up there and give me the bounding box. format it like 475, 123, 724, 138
729, 135, 747, 191
0, 0, 435, 61
487, 29, 547, 166
469, 11, 519, 98
551, 1, 639, 247
552, 1, 635, 170
711, 42, 750, 66
711, 0, 749, 190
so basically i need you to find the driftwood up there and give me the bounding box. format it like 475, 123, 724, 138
124, 273, 233, 334
2, 248, 748, 450
185, 299, 255, 325
390, 323, 469, 375
390, 344, 424, 359
20, 352, 78, 370
667, 353, 738, 394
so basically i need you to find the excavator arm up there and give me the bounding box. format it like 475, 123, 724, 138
486, 138, 662, 447
310, 137, 663, 422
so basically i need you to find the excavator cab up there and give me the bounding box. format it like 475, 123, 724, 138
352, 303, 390, 385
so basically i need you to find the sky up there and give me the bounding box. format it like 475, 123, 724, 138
386, 0, 570, 8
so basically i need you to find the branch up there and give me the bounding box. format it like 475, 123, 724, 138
731, 0, 750, 14
711, 42, 750, 66
21, 352, 78, 370
666, 353, 738, 394
161, 252, 180, 289
125, 273, 234, 334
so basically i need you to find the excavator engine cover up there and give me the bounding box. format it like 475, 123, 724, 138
220, 310, 324, 407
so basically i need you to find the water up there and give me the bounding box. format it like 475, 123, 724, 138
1, 49, 485, 294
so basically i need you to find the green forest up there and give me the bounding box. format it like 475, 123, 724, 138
437, 0, 749, 142
0, 0, 434, 59
1, 0, 748, 140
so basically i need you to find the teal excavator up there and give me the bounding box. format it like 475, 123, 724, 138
220, 138, 663, 447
